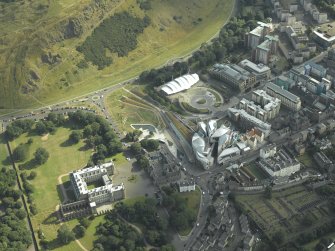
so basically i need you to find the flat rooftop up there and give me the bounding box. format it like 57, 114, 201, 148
239, 59, 270, 74
314, 22, 335, 42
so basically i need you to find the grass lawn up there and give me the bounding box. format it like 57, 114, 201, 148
87, 180, 104, 190
1, 0, 235, 113
298, 153, 317, 169
245, 162, 269, 181
123, 196, 146, 206
177, 187, 201, 236
106, 88, 164, 133
9, 127, 92, 249
108, 152, 127, 165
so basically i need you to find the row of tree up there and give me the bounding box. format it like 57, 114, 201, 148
0, 167, 32, 250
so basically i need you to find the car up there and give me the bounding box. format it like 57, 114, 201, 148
202, 191, 205, 195
126, 157, 131, 161
196, 223, 199, 227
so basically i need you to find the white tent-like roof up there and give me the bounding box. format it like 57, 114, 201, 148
159, 74, 199, 95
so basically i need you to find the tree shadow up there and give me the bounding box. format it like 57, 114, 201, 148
131, 161, 141, 173
27, 130, 40, 137
59, 139, 73, 147
78, 144, 90, 151
43, 211, 60, 225
124, 149, 135, 158
43, 238, 65, 250
18, 159, 38, 170
2, 156, 12, 166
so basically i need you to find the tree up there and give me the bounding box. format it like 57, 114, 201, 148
57, 225, 75, 244
29, 204, 38, 215
5, 125, 23, 140
15, 209, 27, 220
130, 142, 142, 156
301, 214, 314, 227
34, 147, 49, 165
79, 217, 91, 228
125, 130, 142, 142
160, 244, 176, 251
137, 156, 149, 170
107, 140, 123, 155
69, 130, 83, 144
272, 230, 285, 246
35, 121, 48, 135
28, 171, 37, 180
12, 144, 28, 162
74, 225, 86, 238
140, 139, 159, 152
83, 125, 93, 137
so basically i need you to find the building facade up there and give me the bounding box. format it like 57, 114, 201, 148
265, 82, 301, 111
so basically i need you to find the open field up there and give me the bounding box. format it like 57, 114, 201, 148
236, 185, 333, 244
106, 88, 164, 133
298, 153, 318, 169
9, 127, 93, 249
0, 0, 235, 113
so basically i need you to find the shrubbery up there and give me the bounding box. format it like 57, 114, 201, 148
77, 12, 151, 69
115, 198, 169, 247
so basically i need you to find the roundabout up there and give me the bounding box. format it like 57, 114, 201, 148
179, 87, 223, 114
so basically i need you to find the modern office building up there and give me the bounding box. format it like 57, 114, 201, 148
228, 108, 272, 135
265, 82, 301, 111
245, 22, 272, 49
254, 35, 279, 64
239, 59, 271, 81
238, 99, 269, 122
209, 64, 256, 92
251, 89, 281, 119
313, 22, 335, 48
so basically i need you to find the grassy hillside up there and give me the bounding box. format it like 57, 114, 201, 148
0, 0, 235, 113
